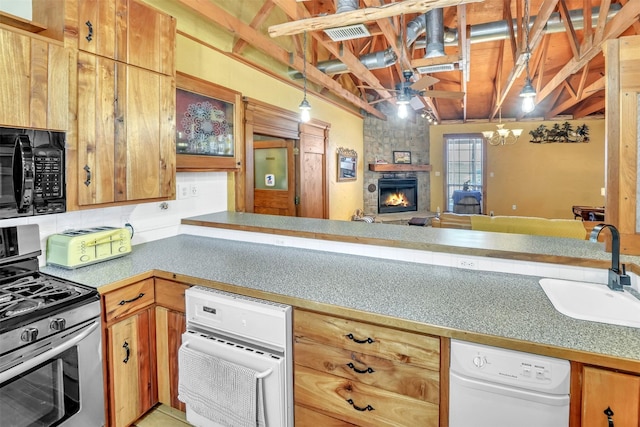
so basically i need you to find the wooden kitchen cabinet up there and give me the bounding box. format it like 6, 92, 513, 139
102, 278, 157, 427
76, 0, 175, 76
293, 309, 440, 427
0, 26, 68, 130
76, 52, 175, 205
581, 366, 640, 427
155, 278, 190, 411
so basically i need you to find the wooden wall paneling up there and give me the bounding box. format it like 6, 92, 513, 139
604, 35, 640, 255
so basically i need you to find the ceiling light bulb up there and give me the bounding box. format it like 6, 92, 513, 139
521, 96, 535, 114
397, 103, 408, 119
299, 98, 311, 122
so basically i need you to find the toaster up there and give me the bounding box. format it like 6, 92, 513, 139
46, 226, 132, 269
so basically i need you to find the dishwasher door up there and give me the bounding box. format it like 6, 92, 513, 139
449, 339, 571, 427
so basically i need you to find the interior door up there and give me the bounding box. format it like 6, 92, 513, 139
298, 122, 328, 219
253, 140, 296, 216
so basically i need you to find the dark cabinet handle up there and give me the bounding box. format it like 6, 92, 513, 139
118, 293, 144, 305
123, 341, 130, 363
345, 333, 374, 344
85, 21, 93, 42
346, 362, 375, 374
83, 165, 91, 186
346, 399, 374, 412
604, 407, 614, 427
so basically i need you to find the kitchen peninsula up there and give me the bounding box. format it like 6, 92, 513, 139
42, 212, 640, 426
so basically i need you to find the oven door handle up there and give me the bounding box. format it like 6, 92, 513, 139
0, 320, 99, 384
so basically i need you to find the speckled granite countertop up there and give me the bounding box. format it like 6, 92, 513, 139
42, 233, 640, 371
182, 211, 640, 269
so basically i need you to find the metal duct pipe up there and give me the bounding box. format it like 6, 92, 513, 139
289, 13, 427, 78
425, 9, 445, 58
416, 4, 622, 48
336, 0, 358, 14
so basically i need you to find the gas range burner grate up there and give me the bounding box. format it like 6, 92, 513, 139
0, 275, 88, 319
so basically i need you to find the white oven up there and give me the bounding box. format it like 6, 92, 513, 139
178, 286, 293, 427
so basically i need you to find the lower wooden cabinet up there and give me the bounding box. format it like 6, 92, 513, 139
581, 366, 640, 427
294, 309, 440, 427
106, 307, 155, 427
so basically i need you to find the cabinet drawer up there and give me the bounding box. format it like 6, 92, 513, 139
103, 279, 155, 322
294, 310, 440, 371
295, 365, 438, 427
295, 404, 357, 426
295, 337, 439, 404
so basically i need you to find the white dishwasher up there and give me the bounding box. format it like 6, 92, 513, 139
449, 339, 571, 427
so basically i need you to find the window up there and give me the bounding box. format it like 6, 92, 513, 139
444, 134, 485, 212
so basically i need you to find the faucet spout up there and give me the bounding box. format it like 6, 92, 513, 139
590, 223, 631, 291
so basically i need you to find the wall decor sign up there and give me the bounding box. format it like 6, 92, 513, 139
393, 151, 411, 164
529, 123, 590, 143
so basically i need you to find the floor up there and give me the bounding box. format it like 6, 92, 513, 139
133, 404, 190, 427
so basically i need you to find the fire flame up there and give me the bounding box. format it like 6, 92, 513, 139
384, 192, 409, 207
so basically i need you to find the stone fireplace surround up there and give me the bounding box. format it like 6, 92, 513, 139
363, 104, 431, 216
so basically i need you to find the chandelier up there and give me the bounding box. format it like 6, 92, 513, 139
482, 110, 523, 145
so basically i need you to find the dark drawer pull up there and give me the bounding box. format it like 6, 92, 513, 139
604, 407, 614, 427
346, 399, 374, 412
85, 20, 93, 42
345, 333, 374, 344
119, 293, 144, 305
346, 362, 375, 374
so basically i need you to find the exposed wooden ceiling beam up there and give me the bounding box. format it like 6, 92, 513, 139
545, 76, 604, 118
267, 0, 483, 38
232, 0, 276, 54
537, 0, 640, 101
176, 0, 386, 119
271, 0, 397, 105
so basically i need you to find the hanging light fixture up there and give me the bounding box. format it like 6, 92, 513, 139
299, 31, 311, 123
482, 109, 523, 145
519, 0, 536, 114
397, 91, 410, 119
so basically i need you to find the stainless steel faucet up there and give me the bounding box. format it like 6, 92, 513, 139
590, 224, 631, 291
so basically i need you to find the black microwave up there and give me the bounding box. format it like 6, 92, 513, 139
0, 128, 66, 219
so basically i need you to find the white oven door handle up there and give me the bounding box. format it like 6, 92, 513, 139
0, 320, 99, 384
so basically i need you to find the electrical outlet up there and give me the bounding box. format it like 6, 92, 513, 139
512, 204, 517, 210
177, 184, 189, 200
190, 184, 199, 198
274, 238, 286, 246
457, 258, 477, 269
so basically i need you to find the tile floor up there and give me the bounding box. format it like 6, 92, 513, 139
133, 404, 190, 427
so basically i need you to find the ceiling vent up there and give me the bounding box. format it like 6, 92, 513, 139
324, 24, 370, 42
416, 63, 456, 74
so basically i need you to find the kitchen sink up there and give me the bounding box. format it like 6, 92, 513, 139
539, 278, 640, 328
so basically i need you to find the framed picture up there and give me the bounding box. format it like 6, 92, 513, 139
393, 151, 411, 164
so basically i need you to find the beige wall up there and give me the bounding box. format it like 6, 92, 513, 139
147, 1, 364, 221
429, 119, 606, 219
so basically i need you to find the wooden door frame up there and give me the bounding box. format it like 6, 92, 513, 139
241, 97, 330, 218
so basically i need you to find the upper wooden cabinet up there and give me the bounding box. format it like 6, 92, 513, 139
77, 53, 175, 205
76, 0, 175, 76
175, 72, 243, 172
0, 26, 68, 130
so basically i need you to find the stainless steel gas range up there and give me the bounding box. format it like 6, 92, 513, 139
0, 224, 105, 427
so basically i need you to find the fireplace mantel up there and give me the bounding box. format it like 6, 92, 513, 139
368, 163, 432, 172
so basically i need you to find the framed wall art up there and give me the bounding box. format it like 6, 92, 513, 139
393, 151, 411, 164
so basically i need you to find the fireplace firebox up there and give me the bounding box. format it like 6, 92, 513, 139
378, 178, 417, 214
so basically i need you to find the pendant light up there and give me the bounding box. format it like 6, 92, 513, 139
299, 31, 311, 123
519, 0, 536, 114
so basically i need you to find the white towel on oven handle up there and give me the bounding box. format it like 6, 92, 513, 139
178, 343, 267, 427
